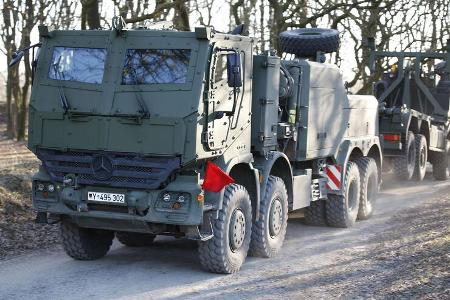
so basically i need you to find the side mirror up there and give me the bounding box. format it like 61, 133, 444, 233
9, 51, 24, 68
227, 53, 242, 88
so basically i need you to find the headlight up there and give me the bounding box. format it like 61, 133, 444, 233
37, 183, 45, 191
163, 193, 171, 202
47, 184, 55, 192
177, 195, 185, 203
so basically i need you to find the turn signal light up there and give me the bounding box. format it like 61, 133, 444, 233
197, 193, 204, 202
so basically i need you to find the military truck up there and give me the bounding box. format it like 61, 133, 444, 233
368, 38, 450, 181
10, 20, 382, 273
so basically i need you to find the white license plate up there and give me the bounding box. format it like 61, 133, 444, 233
87, 192, 125, 204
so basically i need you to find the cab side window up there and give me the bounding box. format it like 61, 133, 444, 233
213, 54, 228, 84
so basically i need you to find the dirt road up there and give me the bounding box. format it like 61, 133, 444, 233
0, 176, 449, 299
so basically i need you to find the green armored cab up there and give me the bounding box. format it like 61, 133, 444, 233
11, 20, 382, 273
368, 38, 450, 181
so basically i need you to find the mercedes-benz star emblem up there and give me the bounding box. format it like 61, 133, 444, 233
92, 155, 114, 180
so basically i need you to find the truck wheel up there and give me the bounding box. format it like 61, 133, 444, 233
304, 200, 327, 226
433, 142, 450, 180
278, 28, 340, 56
355, 157, 378, 220
326, 161, 361, 228
198, 184, 252, 274
393, 131, 416, 180
116, 231, 156, 247
249, 176, 288, 258
60, 219, 114, 260
413, 134, 428, 181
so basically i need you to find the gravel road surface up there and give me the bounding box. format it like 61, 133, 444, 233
0, 176, 449, 299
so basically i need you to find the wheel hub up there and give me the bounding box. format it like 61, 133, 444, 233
269, 198, 283, 238
229, 209, 246, 251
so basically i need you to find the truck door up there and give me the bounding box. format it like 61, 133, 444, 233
203, 45, 244, 151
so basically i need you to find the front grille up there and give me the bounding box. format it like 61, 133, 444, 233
37, 148, 180, 189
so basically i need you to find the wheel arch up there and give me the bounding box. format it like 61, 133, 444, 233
366, 144, 383, 182
254, 152, 293, 214
206, 153, 258, 218
229, 163, 259, 221
334, 138, 381, 195
348, 147, 364, 161
419, 121, 430, 148
408, 116, 419, 133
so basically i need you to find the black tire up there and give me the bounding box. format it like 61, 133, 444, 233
326, 161, 361, 228
355, 157, 379, 220
198, 184, 252, 274
60, 219, 114, 260
249, 176, 288, 258
278, 28, 340, 56
116, 231, 156, 247
413, 134, 428, 181
393, 131, 416, 180
304, 200, 327, 226
433, 141, 450, 180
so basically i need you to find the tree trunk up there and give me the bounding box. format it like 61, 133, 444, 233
81, 0, 100, 30
2, 0, 18, 138
173, 0, 190, 31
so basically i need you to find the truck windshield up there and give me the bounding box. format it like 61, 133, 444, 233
48, 47, 107, 84
122, 49, 191, 85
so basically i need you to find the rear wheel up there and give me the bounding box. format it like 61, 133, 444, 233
355, 157, 379, 220
304, 200, 327, 226
433, 141, 450, 180
326, 161, 360, 228
413, 134, 427, 181
116, 231, 156, 247
60, 219, 114, 260
198, 184, 252, 274
249, 176, 288, 258
393, 131, 416, 180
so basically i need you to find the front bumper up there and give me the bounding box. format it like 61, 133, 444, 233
32, 166, 204, 232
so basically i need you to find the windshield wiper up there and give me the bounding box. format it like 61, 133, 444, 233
125, 59, 150, 118
134, 90, 150, 118
53, 58, 71, 113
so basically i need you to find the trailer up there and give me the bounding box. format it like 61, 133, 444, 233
368, 38, 450, 181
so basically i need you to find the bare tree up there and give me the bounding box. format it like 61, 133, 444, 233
81, 0, 101, 29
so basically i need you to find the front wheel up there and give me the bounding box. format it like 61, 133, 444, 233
249, 176, 288, 258
60, 219, 114, 260
198, 184, 252, 274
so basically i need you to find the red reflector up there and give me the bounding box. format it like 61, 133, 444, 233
202, 162, 234, 192
384, 134, 400, 141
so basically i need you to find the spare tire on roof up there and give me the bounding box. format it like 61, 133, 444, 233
278, 28, 340, 56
